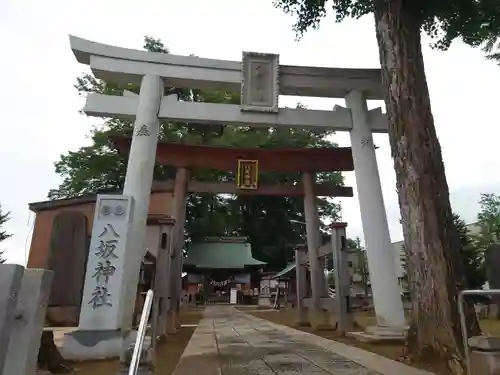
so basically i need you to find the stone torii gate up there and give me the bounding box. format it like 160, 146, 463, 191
63, 35, 405, 359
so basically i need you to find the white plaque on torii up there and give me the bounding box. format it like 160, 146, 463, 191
240, 52, 279, 113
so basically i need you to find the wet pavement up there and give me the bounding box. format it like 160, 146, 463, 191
173, 306, 384, 375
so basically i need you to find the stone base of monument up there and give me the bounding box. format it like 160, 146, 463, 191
346, 325, 408, 343
469, 336, 500, 375
61, 329, 137, 360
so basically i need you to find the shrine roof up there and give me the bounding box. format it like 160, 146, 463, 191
184, 241, 266, 269
110, 135, 354, 173
273, 263, 296, 279
28, 192, 174, 218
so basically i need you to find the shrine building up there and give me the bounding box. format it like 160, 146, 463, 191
182, 237, 266, 304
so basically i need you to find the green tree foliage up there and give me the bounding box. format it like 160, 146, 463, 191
0, 204, 12, 263
272, 0, 498, 370
49, 36, 343, 271
273, 0, 497, 51
484, 34, 500, 63
473, 193, 500, 249
481, 3, 500, 63
454, 214, 486, 292
347, 237, 362, 251
474, 193, 500, 317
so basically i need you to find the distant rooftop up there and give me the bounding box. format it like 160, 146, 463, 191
184, 240, 265, 269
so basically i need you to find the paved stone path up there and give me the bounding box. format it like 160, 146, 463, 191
173, 306, 434, 375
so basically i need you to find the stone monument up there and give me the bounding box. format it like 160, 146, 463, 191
62, 195, 137, 360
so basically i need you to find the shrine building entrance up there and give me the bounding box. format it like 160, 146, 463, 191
182, 237, 265, 304
110, 134, 354, 308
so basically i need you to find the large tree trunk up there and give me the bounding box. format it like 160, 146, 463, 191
373, 1, 480, 373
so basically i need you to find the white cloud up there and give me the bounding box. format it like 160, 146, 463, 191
1, 0, 499, 264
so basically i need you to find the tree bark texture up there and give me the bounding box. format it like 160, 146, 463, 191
373, 1, 480, 373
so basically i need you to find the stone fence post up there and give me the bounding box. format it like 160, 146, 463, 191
0, 264, 24, 374
0, 265, 54, 375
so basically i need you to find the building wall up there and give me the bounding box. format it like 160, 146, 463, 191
27, 191, 173, 268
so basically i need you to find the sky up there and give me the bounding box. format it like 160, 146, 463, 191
0, 0, 499, 266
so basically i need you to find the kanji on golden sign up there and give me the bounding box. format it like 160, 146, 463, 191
237, 159, 259, 190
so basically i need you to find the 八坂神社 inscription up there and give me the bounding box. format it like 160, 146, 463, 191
89, 223, 120, 309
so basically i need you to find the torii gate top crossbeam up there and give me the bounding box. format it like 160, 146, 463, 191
69, 35, 384, 99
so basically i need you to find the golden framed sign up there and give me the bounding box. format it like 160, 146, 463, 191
236, 159, 259, 190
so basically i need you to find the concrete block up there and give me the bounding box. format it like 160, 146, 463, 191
347, 325, 408, 344
3, 268, 53, 375
470, 336, 500, 351
365, 325, 409, 337
470, 350, 500, 375
346, 331, 406, 344
0, 264, 24, 374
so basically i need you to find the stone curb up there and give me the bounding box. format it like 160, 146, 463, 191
172, 317, 221, 375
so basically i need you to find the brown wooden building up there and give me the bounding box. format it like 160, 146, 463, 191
28, 189, 175, 326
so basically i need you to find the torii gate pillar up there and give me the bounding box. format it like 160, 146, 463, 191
345, 90, 406, 328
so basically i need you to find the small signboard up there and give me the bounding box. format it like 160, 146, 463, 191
237, 159, 259, 190
240, 52, 279, 113
230, 288, 238, 304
